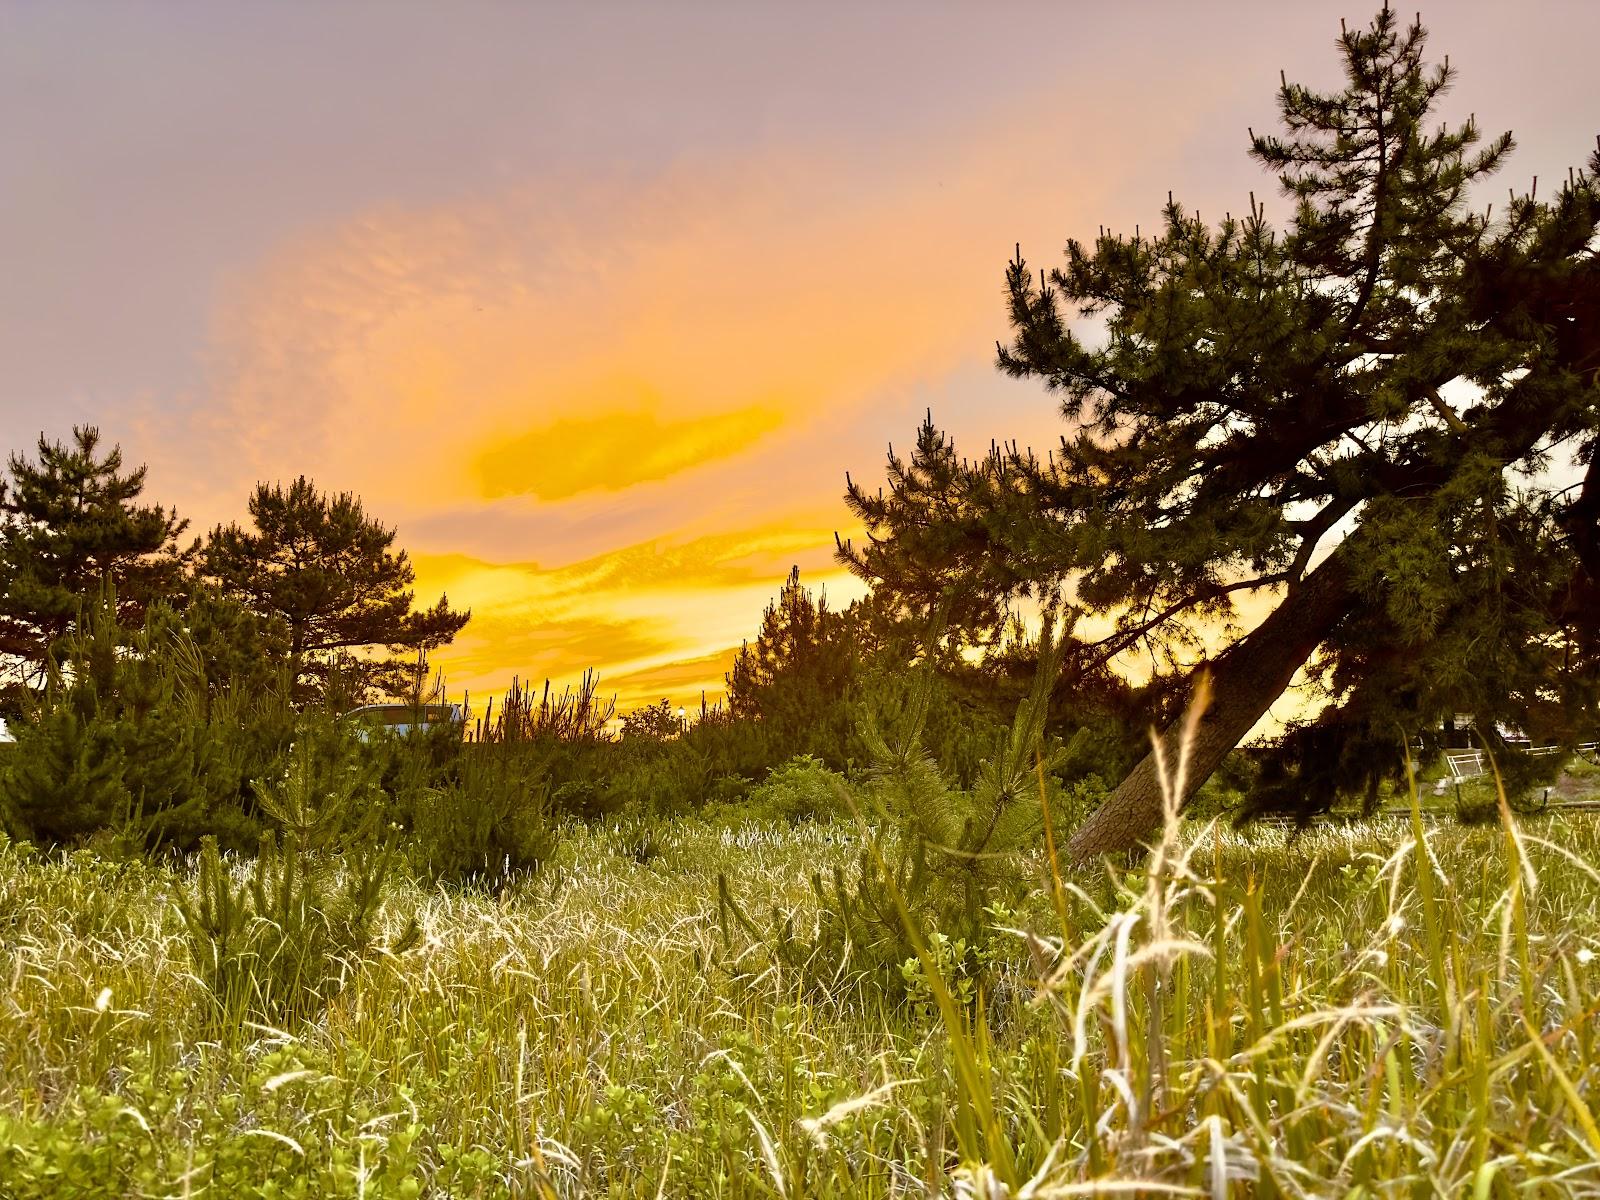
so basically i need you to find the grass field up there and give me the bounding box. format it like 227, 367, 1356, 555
5, 800, 1600, 1197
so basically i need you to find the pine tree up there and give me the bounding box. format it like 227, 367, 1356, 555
0, 426, 190, 689
147, 585, 293, 698
842, 9, 1600, 856
727, 566, 858, 763
201, 477, 469, 701
1, 588, 272, 849
719, 609, 1071, 999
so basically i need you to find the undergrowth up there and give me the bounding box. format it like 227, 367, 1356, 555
719, 612, 1069, 1002
5, 779, 1600, 1194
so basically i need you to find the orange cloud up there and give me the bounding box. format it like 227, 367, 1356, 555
184, 85, 1186, 532
163, 80, 1220, 705
475, 399, 782, 501
606, 648, 742, 713
412, 522, 864, 708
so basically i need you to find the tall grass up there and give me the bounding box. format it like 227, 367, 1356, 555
5, 778, 1600, 1193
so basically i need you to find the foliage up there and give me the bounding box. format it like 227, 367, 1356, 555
474, 671, 615, 745
176, 831, 414, 1028
619, 697, 682, 742
897, 921, 1012, 1020
149, 584, 292, 698
0, 590, 290, 851
728, 567, 859, 766
201, 476, 469, 701
411, 745, 561, 888
252, 710, 385, 848
841, 8, 1600, 835
722, 612, 1068, 998
599, 704, 764, 816
465, 673, 621, 823
0, 426, 190, 692
730, 753, 848, 825
170, 699, 419, 1025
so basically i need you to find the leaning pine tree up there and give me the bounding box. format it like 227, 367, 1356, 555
842, 8, 1600, 857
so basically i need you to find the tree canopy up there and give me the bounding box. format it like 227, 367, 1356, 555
201, 477, 469, 701
0, 426, 190, 690
727, 567, 859, 764
842, 8, 1600, 855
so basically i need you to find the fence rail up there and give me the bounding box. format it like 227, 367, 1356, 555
1251, 800, 1600, 828
1246, 741, 1600, 828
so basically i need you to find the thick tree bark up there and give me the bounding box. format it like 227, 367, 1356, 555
1065, 546, 1356, 860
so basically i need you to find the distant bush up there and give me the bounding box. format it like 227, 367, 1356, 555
727, 567, 858, 769
594, 705, 777, 818
718, 754, 848, 825
412, 745, 561, 888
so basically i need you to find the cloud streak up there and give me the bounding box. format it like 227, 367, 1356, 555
474, 401, 783, 502
411, 519, 864, 711
159, 81, 1200, 706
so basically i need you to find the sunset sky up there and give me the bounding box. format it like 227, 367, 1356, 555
3, 1, 1597, 715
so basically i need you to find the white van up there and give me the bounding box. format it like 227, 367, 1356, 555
343, 703, 464, 742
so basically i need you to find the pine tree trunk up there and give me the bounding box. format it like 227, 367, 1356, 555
1065, 546, 1356, 861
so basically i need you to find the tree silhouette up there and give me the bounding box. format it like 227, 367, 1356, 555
843, 9, 1600, 854
202, 477, 468, 701
0, 426, 190, 689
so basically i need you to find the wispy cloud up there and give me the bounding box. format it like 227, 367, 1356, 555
474, 401, 783, 501
412, 521, 863, 709
606, 649, 744, 712
146, 77, 1219, 708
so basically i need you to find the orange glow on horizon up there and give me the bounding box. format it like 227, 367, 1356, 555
111, 64, 1296, 714
410, 523, 867, 713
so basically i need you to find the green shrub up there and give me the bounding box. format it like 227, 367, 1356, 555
898, 922, 1012, 1020
0, 1041, 430, 1199
253, 710, 384, 849
722, 614, 1068, 1000
0, 590, 295, 852
176, 832, 414, 1028
719, 754, 848, 824
600, 751, 703, 816
411, 745, 560, 888
600, 713, 776, 817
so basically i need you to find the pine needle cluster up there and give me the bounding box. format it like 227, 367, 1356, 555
176, 831, 416, 1028
721, 612, 1069, 1000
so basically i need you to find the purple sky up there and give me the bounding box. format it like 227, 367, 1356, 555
3, 1, 1596, 705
